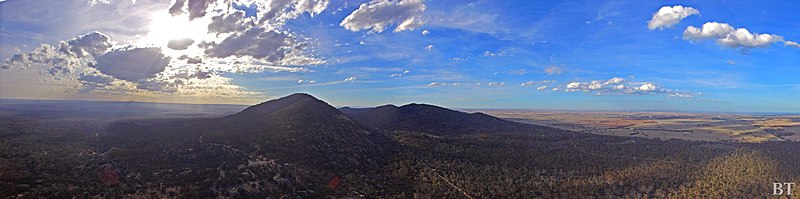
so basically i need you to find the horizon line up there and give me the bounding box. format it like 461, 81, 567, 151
3, 96, 799, 115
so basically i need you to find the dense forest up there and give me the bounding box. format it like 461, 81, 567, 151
384, 131, 800, 198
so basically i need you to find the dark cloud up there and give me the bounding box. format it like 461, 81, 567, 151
174, 70, 211, 79
58, 31, 112, 57
78, 69, 116, 86
187, 57, 203, 64
136, 79, 177, 93
208, 10, 251, 34
94, 47, 171, 81
203, 28, 301, 62
167, 0, 214, 19
177, 55, 202, 64
168, 0, 187, 16
188, 0, 214, 19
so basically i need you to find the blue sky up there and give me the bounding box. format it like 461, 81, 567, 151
1, 0, 799, 112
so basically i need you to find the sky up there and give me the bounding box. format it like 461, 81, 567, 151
1, 0, 799, 113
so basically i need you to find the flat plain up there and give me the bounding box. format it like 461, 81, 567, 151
472, 109, 800, 142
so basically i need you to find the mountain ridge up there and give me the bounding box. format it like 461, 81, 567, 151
340, 102, 540, 135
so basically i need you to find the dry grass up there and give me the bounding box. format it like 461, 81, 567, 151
475, 110, 800, 143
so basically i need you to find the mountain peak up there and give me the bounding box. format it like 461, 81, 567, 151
400, 103, 442, 109
233, 93, 328, 117
284, 92, 316, 100
376, 104, 399, 109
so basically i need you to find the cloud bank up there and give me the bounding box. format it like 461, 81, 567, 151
562, 77, 696, 98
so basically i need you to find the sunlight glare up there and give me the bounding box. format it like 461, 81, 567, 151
145, 13, 211, 54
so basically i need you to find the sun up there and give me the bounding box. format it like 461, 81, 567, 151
144, 12, 211, 51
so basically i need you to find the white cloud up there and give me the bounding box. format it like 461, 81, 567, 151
605, 77, 624, 84
561, 77, 694, 98
509, 69, 528, 75
544, 65, 563, 75
340, 0, 426, 33
167, 38, 195, 50
488, 82, 505, 87
171, 0, 330, 24
421, 29, 430, 35
566, 82, 581, 89
390, 70, 410, 77
718, 29, 783, 48
482, 50, 505, 57
785, 41, 800, 48
344, 76, 357, 82
647, 5, 700, 30
425, 44, 434, 51
137, 73, 261, 98
2, 32, 111, 75
588, 81, 603, 90
668, 92, 694, 98
428, 82, 461, 87
683, 22, 786, 49
727, 60, 736, 65
256, 0, 329, 27
297, 79, 316, 84
638, 83, 656, 91
683, 22, 734, 39
536, 86, 547, 90
521, 80, 552, 87
521, 81, 534, 87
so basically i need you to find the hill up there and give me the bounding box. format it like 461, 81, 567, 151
100, 93, 398, 197
205, 93, 396, 171
340, 103, 550, 135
